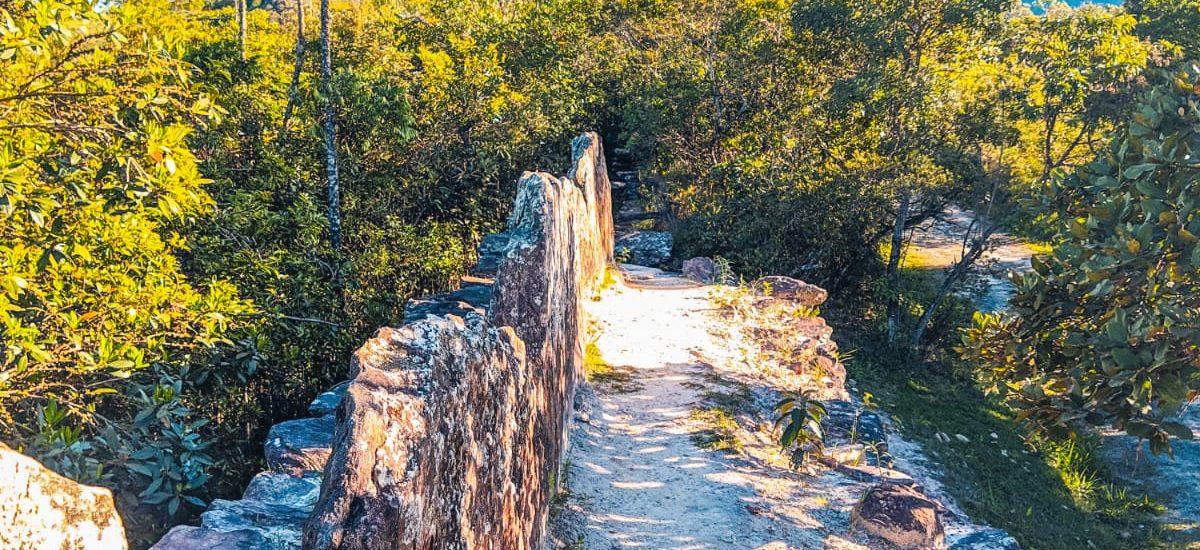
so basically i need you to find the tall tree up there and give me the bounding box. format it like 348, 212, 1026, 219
793, 0, 1007, 345
237, 0, 247, 60
320, 0, 340, 250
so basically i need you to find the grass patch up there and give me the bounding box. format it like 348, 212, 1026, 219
843, 344, 1167, 549
690, 384, 752, 454
584, 342, 639, 393
690, 407, 744, 453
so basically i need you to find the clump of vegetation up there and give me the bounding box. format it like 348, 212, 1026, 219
690, 408, 744, 454
1042, 436, 1163, 519
592, 267, 620, 301
773, 390, 827, 468
689, 382, 753, 454
840, 324, 1168, 550
963, 66, 1200, 454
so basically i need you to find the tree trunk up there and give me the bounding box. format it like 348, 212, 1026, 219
282, 0, 306, 131
320, 0, 340, 250
237, 0, 247, 60
885, 187, 911, 346
910, 222, 1000, 348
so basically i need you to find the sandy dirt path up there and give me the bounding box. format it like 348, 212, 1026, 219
554, 271, 854, 549
551, 267, 1005, 549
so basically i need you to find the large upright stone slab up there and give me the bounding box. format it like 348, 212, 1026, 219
569, 132, 614, 282
489, 171, 598, 545
302, 312, 533, 549
0, 443, 127, 550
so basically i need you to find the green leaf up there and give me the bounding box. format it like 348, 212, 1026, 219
1105, 310, 1129, 343
1162, 421, 1193, 440
1124, 163, 1158, 180
1111, 348, 1139, 369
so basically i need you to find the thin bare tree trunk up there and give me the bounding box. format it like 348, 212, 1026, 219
237, 0, 247, 60
282, 0, 306, 131
320, 0, 340, 250
910, 222, 999, 348
885, 187, 911, 345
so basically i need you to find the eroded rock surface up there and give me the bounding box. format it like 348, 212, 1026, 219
851, 482, 947, 549
740, 282, 847, 399
570, 131, 615, 275
152, 526, 270, 550
683, 256, 717, 283
308, 382, 349, 417
0, 442, 127, 550
752, 275, 828, 306
302, 313, 532, 549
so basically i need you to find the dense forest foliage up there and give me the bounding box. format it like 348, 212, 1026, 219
1, 0, 1197, 544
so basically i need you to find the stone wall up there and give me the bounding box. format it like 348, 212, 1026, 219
154, 132, 613, 550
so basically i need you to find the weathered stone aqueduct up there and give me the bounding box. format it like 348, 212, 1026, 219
150, 132, 616, 549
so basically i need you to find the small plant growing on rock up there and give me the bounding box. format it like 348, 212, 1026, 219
774, 390, 827, 469
713, 256, 737, 286
849, 392, 877, 446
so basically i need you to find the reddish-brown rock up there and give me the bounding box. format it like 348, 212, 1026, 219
488, 171, 594, 545
752, 275, 828, 306
570, 132, 615, 279
852, 482, 947, 549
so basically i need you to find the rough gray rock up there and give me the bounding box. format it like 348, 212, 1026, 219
199, 499, 309, 549
308, 382, 349, 417
851, 482, 947, 549
152, 526, 269, 550
949, 528, 1021, 549
264, 415, 334, 475
243, 472, 323, 508
824, 400, 889, 465
401, 282, 493, 325
471, 231, 511, 277
682, 257, 717, 283
615, 231, 673, 266
302, 314, 532, 549
0, 443, 127, 550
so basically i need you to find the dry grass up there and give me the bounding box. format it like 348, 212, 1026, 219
584, 342, 640, 393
